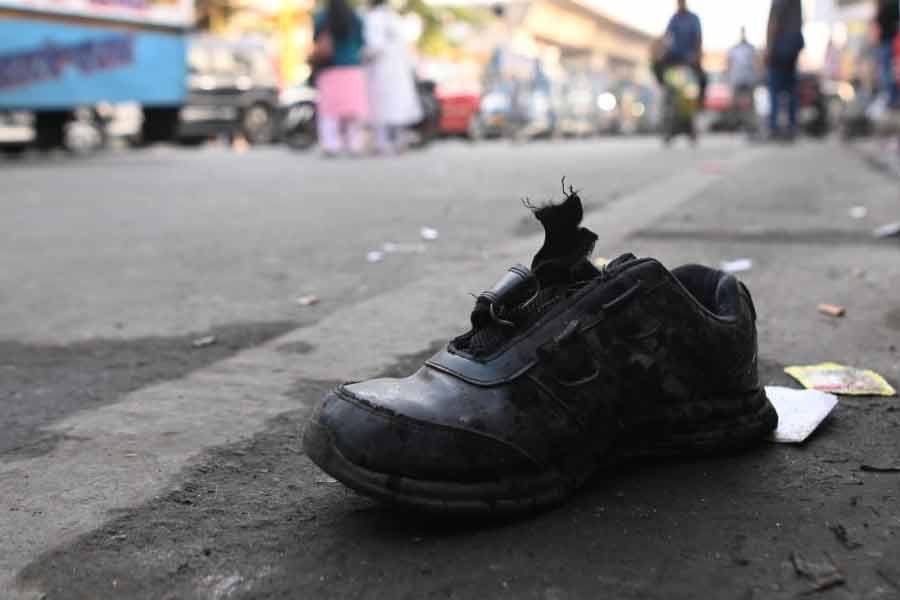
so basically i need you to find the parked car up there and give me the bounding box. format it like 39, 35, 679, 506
0, 110, 33, 157
419, 60, 482, 138
590, 74, 622, 134
556, 75, 601, 137
704, 70, 739, 132
435, 88, 480, 137
616, 80, 660, 134
469, 82, 515, 139
472, 50, 559, 140
175, 36, 279, 145
507, 79, 555, 141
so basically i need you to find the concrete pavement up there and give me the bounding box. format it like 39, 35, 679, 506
1, 137, 899, 599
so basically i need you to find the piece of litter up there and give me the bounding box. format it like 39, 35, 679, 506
873, 222, 900, 238
829, 524, 862, 550
860, 464, 900, 473
382, 242, 426, 254
420, 226, 439, 241
700, 162, 725, 175
817, 304, 846, 318
720, 258, 753, 274
191, 335, 217, 348
593, 257, 610, 269
784, 363, 896, 396
848, 206, 868, 219
791, 551, 845, 591
296, 295, 320, 307
366, 250, 384, 263
766, 386, 838, 443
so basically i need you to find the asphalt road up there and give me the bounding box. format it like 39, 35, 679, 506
2, 137, 899, 600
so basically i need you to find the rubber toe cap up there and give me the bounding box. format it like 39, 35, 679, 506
304, 384, 540, 482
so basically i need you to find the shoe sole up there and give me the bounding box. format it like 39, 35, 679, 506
302, 390, 778, 517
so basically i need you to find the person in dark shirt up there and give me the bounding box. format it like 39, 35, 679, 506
663, 0, 707, 103
667, 0, 702, 64
876, 0, 899, 108
766, 0, 804, 139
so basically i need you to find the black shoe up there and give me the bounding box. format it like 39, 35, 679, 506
303, 187, 777, 516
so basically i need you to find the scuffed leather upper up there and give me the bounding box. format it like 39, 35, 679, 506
311, 257, 761, 483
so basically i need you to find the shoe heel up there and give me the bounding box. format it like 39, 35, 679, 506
638, 390, 778, 456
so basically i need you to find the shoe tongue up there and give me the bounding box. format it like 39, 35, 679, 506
453, 190, 635, 358
529, 188, 598, 285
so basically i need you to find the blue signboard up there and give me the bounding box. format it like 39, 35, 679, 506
0, 19, 187, 109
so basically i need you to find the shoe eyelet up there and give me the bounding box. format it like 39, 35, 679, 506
552, 366, 602, 387
541, 326, 602, 387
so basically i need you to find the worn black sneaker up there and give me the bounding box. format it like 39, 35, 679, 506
303, 187, 777, 516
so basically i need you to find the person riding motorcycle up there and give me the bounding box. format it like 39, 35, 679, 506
652, 1, 705, 143
652, 0, 706, 106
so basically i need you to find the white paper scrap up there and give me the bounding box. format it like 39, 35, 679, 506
873, 222, 900, 238
720, 258, 753, 274
848, 206, 868, 220
766, 386, 838, 444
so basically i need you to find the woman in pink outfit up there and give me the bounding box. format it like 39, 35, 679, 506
313, 0, 368, 155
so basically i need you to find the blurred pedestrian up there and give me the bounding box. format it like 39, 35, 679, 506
875, 0, 899, 108
664, 0, 707, 104
364, 0, 422, 154
310, 0, 368, 156
728, 27, 758, 90
824, 35, 842, 82
766, 0, 804, 140
728, 27, 759, 134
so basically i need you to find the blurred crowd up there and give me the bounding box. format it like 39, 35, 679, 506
646, 0, 900, 143
4, 0, 900, 157
308, 0, 422, 155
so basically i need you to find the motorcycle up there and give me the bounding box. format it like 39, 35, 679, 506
410, 78, 442, 147
661, 64, 700, 144
279, 84, 318, 151
797, 72, 829, 138
468, 83, 514, 140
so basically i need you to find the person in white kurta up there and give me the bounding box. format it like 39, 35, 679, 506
364, 0, 423, 152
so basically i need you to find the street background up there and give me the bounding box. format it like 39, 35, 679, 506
1, 136, 899, 599
3, 0, 900, 597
